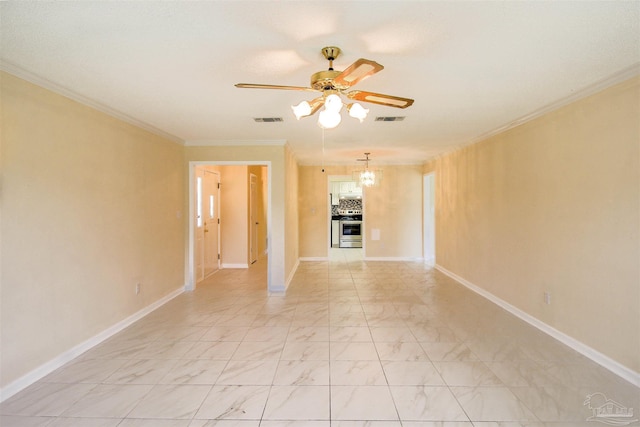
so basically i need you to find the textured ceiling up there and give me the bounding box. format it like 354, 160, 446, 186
1, 1, 639, 165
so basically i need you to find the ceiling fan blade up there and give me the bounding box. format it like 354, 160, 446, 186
333, 59, 384, 88
235, 83, 317, 92
346, 90, 414, 109
308, 97, 325, 115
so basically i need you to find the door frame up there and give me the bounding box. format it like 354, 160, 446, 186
327, 174, 363, 254
249, 173, 258, 264
187, 161, 271, 291
203, 168, 221, 277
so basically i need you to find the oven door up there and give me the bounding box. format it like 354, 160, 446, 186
339, 220, 362, 248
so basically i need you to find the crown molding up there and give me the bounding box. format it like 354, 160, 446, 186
421, 63, 640, 165
0, 60, 185, 145
467, 62, 640, 147
184, 139, 287, 147
298, 159, 425, 167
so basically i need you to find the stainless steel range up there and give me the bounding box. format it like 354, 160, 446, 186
338, 209, 362, 248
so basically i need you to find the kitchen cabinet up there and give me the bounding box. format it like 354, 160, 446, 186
331, 182, 341, 205
339, 182, 352, 193
340, 181, 361, 194
331, 181, 362, 205
340, 181, 362, 194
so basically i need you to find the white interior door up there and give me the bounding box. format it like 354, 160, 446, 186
250, 173, 258, 264
195, 167, 205, 283
423, 173, 435, 265
203, 170, 220, 277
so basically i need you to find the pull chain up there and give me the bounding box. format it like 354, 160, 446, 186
321, 128, 325, 173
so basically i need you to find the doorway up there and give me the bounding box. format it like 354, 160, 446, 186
188, 162, 271, 291
423, 172, 435, 265
328, 174, 364, 260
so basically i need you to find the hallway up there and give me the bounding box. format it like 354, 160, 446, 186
2, 257, 638, 426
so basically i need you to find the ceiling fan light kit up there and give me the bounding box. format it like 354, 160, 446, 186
236, 46, 414, 130
318, 108, 342, 129
347, 103, 369, 123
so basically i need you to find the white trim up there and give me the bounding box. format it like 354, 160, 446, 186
364, 257, 425, 262
0, 287, 184, 402
0, 61, 184, 145
184, 140, 287, 147
284, 259, 300, 291
269, 284, 287, 293
435, 264, 640, 387
222, 263, 249, 269
299, 257, 329, 261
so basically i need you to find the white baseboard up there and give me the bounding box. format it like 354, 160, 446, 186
283, 259, 300, 291
435, 264, 640, 387
0, 287, 184, 402
222, 263, 249, 269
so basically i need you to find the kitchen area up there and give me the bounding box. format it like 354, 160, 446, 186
330, 180, 363, 249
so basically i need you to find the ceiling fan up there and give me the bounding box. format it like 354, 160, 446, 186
235, 46, 414, 129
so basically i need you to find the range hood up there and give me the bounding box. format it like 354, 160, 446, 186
339, 193, 362, 200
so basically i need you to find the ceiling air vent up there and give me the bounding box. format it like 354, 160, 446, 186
375, 116, 406, 122
253, 117, 284, 123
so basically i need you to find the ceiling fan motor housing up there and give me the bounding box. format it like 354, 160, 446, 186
311, 70, 349, 91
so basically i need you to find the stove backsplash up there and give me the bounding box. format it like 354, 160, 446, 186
332, 199, 362, 215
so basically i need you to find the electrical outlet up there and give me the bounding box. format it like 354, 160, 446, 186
544, 291, 551, 305
135, 283, 141, 295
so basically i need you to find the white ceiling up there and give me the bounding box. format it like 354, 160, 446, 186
1, 1, 639, 165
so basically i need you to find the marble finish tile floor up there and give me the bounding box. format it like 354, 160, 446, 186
2, 250, 638, 426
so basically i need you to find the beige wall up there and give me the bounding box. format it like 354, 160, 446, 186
365, 165, 424, 259
298, 165, 333, 257
1, 72, 185, 388
184, 144, 294, 291
298, 164, 423, 259
424, 76, 640, 373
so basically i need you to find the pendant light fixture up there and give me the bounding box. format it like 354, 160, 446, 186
354, 153, 382, 187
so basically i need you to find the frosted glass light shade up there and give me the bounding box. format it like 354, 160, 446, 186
347, 103, 369, 122
292, 101, 312, 120
324, 94, 343, 112
318, 109, 341, 129
360, 170, 376, 187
